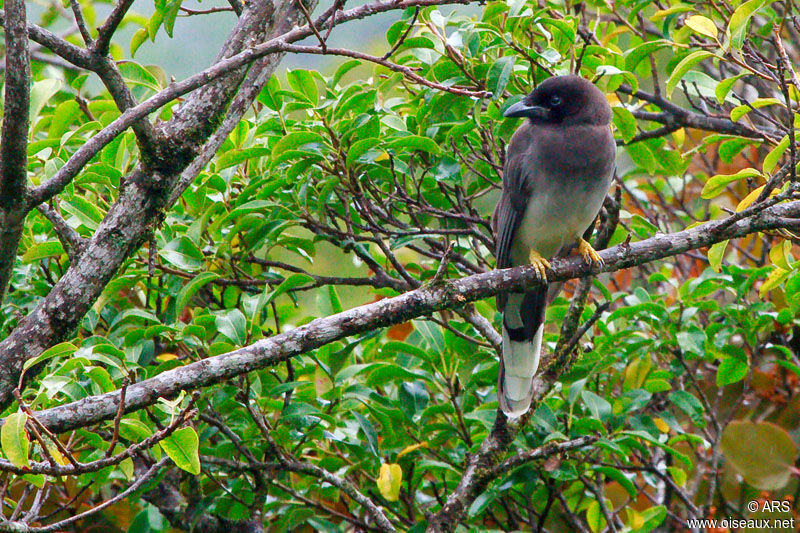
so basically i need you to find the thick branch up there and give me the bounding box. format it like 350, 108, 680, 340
28, 200, 800, 434
0, 0, 30, 303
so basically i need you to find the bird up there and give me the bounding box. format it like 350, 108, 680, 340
492, 75, 616, 417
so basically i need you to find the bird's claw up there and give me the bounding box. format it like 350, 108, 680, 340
577, 238, 603, 267
528, 250, 551, 282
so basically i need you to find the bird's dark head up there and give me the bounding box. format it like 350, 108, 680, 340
503, 75, 611, 126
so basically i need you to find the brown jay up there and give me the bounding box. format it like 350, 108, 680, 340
492, 75, 616, 417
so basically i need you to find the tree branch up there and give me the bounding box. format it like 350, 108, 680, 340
0, 0, 31, 304
27, 199, 800, 434
94, 0, 135, 55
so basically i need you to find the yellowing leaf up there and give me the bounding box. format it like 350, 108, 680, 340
623, 357, 651, 391
650, 5, 694, 21
708, 240, 728, 273
736, 186, 764, 211
156, 352, 179, 362
45, 442, 68, 466
160, 427, 201, 475
769, 241, 792, 271
671, 127, 686, 147
1, 412, 30, 468
736, 186, 780, 212
397, 441, 429, 459
653, 418, 670, 433
627, 508, 645, 529
601, 26, 630, 46
727, 0, 770, 50
760, 267, 791, 297
377, 463, 402, 501
586, 500, 606, 533
667, 466, 687, 486
685, 15, 718, 40
375, 151, 390, 162
721, 420, 798, 490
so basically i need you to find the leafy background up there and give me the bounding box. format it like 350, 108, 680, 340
4, 0, 800, 531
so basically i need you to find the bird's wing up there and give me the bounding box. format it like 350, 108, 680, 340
494, 126, 535, 271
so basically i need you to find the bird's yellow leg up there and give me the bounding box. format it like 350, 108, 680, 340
577, 238, 604, 266
528, 249, 551, 281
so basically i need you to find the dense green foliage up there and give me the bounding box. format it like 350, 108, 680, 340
2, 0, 800, 530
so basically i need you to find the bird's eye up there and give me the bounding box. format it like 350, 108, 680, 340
549, 95, 562, 107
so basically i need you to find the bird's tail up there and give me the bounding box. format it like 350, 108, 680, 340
498, 284, 547, 417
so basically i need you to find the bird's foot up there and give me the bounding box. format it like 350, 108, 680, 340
528, 250, 551, 281
577, 238, 604, 267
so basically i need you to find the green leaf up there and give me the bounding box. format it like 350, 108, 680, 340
158, 237, 205, 271
730, 98, 782, 122
160, 427, 201, 475
624, 40, 671, 71
716, 357, 748, 386
626, 142, 657, 174
23, 342, 77, 371
399, 381, 429, 419
49, 100, 82, 139
22, 241, 65, 263
586, 501, 606, 533
346, 137, 382, 168
581, 390, 612, 421
701, 168, 762, 199
486, 56, 515, 98
715, 74, 746, 104
727, 0, 770, 50
386, 135, 441, 156
215, 309, 247, 346
216, 147, 271, 170
667, 466, 687, 487
721, 420, 798, 489
174, 272, 220, 316
317, 285, 343, 316
668, 390, 704, 425
1, 413, 30, 468
287, 69, 319, 105
118, 61, 161, 95
594, 466, 637, 498
612, 107, 637, 142
639, 506, 667, 530
354, 412, 379, 456
264, 273, 314, 306
763, 135, 790, 175
258, 75, 282, 111
29, 79, 62, 122
130, 28, 148, 57
161, 0, 182, 37
271, 132, 327, 159
665, 51, 715, 97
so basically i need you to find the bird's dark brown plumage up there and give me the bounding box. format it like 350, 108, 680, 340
493, 75, 616, 416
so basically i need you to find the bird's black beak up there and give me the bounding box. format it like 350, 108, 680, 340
503, 101, 550, 120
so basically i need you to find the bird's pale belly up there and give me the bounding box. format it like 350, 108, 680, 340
509, 180, 606, 265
